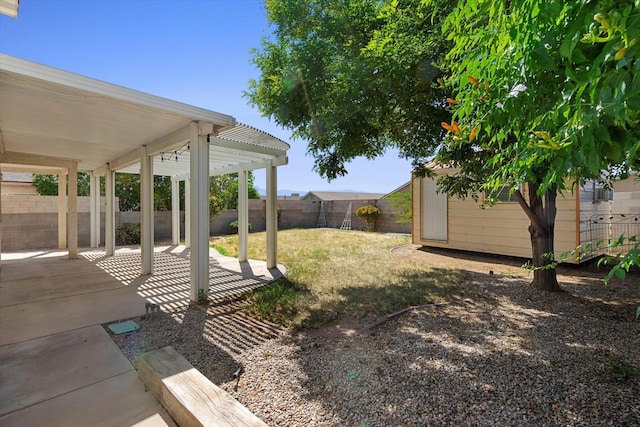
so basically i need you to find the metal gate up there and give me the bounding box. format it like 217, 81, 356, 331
580, 213, 640, 259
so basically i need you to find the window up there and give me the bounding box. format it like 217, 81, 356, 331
485, 186, 516, 203
581, 180, 613, 203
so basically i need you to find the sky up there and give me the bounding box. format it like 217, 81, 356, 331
0, 0, 414, 195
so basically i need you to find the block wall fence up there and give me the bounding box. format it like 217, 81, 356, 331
1, 195, 410, 251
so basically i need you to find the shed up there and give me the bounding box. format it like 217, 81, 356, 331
412, 169, 639, 264
0, 54, 289, 302
302, 191, 385, 202
0, 172, 36, 195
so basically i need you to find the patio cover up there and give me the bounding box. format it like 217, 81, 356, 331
0, 53, 288, 301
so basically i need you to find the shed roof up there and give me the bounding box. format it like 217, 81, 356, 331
302, 191, 385, 201
1, 172, 32, 183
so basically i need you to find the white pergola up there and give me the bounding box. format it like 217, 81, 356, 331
0, 54, 288, 302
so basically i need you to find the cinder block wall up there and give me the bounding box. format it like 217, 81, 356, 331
1, 196, 109, 250
1, 196, 411, 251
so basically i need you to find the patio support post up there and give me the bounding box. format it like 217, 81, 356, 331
171, 177, 180, 245
266, 160, 277, 268
189, 122, 210, 302
90, 174, 98, 248
68, 162, 78, 259
95, 176, 101, 246
0, 171, 3, 268
238, 169, 248, 262
185, 177, 191, 249
141, 147, 154, 275
57, 171, 67, 249
105, 168, 115, 256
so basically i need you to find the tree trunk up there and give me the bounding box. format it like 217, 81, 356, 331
515, 182, 562, 292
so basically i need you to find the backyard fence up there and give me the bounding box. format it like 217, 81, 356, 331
580, 213, 640, 259
1, 195, 411, 251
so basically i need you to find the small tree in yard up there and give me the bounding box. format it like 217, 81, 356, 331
387, 191, 412, 225
32, 173, 91, 196
355, 205, 381, 232
434, 0, 640, 291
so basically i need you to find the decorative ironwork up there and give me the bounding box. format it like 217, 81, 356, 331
580, 214, 640, 259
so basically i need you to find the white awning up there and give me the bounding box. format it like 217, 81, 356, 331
0, 54, 288, 176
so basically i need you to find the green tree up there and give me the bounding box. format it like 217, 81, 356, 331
387, 190, 412, 225
115, 173, 141, 211
209, 172, 261, 217
434, 0, 640, 290
32, 173, 91, 196
34, 171, 260, 215
246, 0, 453, 179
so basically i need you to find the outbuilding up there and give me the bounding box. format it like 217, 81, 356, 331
412, 167, 639, 264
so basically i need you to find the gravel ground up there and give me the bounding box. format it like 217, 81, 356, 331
108, 246, 640, 426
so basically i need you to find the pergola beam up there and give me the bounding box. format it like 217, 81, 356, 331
210, 137, 286, 157
0, 151, 75, 170
144, 125, 191, 157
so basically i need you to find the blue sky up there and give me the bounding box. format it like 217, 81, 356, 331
0, 0, 413, 194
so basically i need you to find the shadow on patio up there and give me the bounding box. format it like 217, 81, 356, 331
0, 245, 285, 426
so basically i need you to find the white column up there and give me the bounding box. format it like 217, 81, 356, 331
189, 122, 209, 302
68, 163, 78, 259
58, 172, 67, 249
266, 161, 278, 268
105, 169, 115, 256
171, 177, 180, 245
238, 169, 249, 262
185, 177, 191, 248
95, 176, 101, 246
140, 148, 154, 275
0, 170, 3, 269
90, 174, 98, 248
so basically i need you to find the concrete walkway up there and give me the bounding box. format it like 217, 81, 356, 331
0, 246, 284, 426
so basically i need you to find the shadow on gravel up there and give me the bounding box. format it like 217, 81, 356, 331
288, 265, 640, 425
299, 267, 472, 328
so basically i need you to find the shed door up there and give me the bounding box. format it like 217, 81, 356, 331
421, 178, 447, 241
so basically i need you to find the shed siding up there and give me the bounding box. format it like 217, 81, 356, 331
413, 178, 581, 263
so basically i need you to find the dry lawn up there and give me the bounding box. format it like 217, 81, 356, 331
211, 229, 476, 328
113, 230, 639, 425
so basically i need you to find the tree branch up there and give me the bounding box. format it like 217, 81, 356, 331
513, 187, 545, 232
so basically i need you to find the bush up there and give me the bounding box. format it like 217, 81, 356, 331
115, 222, 141, 245
229, 220, 252, 234
355, 205, 381, 231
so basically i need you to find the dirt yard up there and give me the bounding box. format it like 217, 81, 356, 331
111, 245, 640, 426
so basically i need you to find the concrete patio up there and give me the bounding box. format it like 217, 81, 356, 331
0, 246, 284, 426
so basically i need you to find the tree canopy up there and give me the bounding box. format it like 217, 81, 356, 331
209, 172, 261, 217
249, 0, 639, 290
436, 0, 639, 197
434, 0, 639, 288
32, 172, 261, 214
247, 0, 454, 179
32, 173, 91, 197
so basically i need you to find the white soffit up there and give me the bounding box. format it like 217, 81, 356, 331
0, 54, 237, 172
0, 0, 18, 18
117, 123, 290, 177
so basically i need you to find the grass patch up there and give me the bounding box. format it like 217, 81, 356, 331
211, 229, 469, 329
245, 278, 302, 325
212, 244, 229, 256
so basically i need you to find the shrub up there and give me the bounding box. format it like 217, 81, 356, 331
115, 222, 141, 245
355, 205, 381, 231
229, 220, 252, 234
